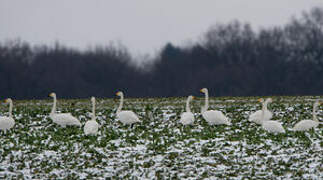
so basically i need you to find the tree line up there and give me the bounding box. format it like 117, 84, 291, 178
0, 7, 323, 99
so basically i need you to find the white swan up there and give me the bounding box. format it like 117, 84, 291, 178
49, 92, 81, 127
249, 98, 273, 124
84, 97, 99, 135
116, 91, 140, 125
293, 100, 321, 131
179, 95, 195, 125
0, 98, 15, 132
200, 88, 231, 125
260, 98, 285, 133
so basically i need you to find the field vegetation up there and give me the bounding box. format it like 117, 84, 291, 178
0, 96, 322, 179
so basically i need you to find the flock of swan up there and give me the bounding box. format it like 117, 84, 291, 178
0, 88, 321, 135
180, 88, 321, 133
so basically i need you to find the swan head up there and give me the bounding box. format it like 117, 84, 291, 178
49, 92, 56, 98
116, 91, 123, 97
200, 88, 208, 94
257, 98, 264, 103
265, 98, 273, 103
91, 96, 95, 102
4, 98, 12, 104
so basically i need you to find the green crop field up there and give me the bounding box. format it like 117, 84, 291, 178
0, 96, 322, 179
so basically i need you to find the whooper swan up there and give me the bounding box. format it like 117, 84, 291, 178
260, 98, 285, 133
249, 98, 273, 124
293, 100, 321, 131
0, 98, 15, 132
179, 95, 195, 125
200, 88, 231, 125
116, 91, 140, 125
84, 97, 99, 135
49, 92, 81, 127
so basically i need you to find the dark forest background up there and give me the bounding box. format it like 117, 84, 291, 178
1, 7, 323, 99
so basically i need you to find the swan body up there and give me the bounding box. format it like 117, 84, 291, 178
259, 98, 285, 133
249, 98, 273, 124
49, 113, 81, 127
202, 110, 230, 125
179, 96, 195, 125
293, 120, 319, 131
84, 97, 99, 135
293, 100, 321, 131
116, 91, 140, 125
262, 120, 285, 133
200, 88, 231, 125
0, 98, 15, 132
49, 93, 81, 127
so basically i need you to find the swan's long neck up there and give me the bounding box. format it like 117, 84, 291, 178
185, 97, 192, 112
8, 101, 13, 118
260, 101, 266, 124
202, 91, 209, 113
117, 94, 124, 114
92, 99, 96, 120
313, 103, 318, 122
51, 95, 57, 115
263, 100, 269, 111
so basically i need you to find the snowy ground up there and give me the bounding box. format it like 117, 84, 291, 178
0, 96, 322, 179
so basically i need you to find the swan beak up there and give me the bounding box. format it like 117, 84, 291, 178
116, 92, 120, 96
4, 99, 8, 103
199, 89, 203, 93
257, 98, 262, 102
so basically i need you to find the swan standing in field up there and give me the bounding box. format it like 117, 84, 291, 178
116, 91, 140, 125
293, 100, 321, 131
260, 98, 285, 133
84, 97, 99, 135
249, 98, 273, 124
49, 92, 81, 127
179, 95, 195, 125
0, 98, 15, 132
200, 88, 231, 125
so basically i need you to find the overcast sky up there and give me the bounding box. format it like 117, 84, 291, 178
1, 0, 322, 55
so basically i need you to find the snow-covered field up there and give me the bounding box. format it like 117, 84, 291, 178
0, 96, 322, 179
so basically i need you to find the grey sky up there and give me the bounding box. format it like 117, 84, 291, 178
1, 0, 322, 55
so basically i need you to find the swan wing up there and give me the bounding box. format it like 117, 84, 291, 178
202, 110, 231, 125
50, 113, 81, 127
249, 110, 262, 124
0, 116, 15, 130
180, 112, 194, 125
263, 110, 273, 121
84, 120, 99, 135
293, 120, 319, 131
262, 121, 285, 133
249, 110, 272, 124
117, 111, 140, 125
